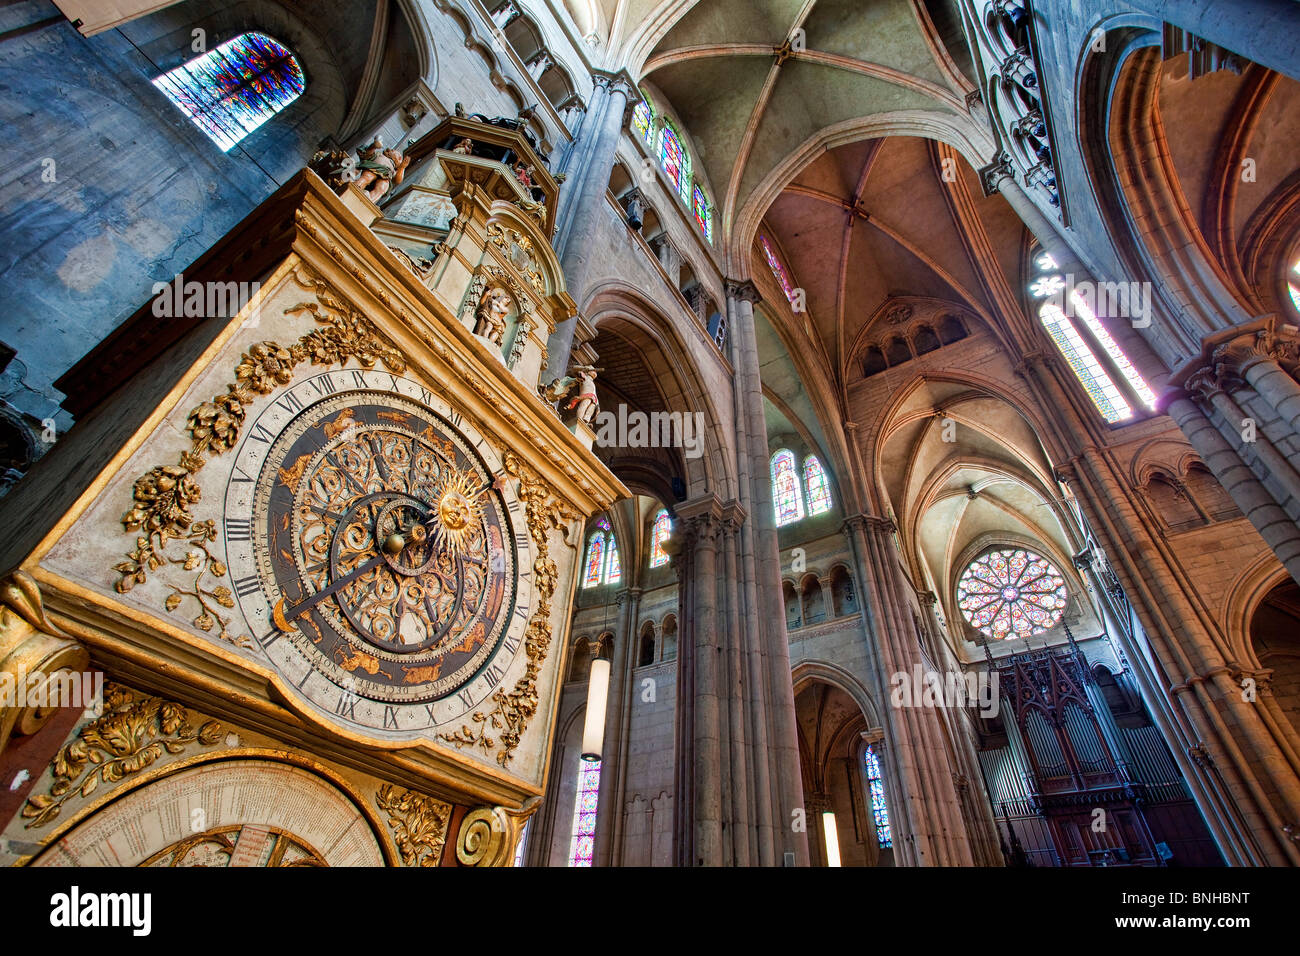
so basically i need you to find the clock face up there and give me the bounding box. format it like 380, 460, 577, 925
223, 369, 533, 735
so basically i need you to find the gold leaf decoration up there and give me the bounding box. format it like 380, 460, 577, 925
114, 264, 407, 646
439, 453, 577, 766
374, 783, 452, 867
21, 683, 222, 829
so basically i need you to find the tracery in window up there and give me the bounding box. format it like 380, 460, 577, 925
1028, 250, 1155, 424
957, 548, 1068, 640
804, 456, 832, 515
566, 759, 601, 867
152, 32, 305, 152
649, 509, 672, 568
771, 449, 805, 526
581, 517, 620, 587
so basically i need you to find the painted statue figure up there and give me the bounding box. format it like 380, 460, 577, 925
354, 136, 411, 202
562, 365, 602, 425
474, 287, 512, 345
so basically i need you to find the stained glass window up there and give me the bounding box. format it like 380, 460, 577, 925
864, 745, 892, 848
582, 533, 605, 588
804, 456, 832, 515
659, 122, 691, 202
631, 97, 654, 147
152, 33, 305, 152
692, 184, 713, 243
1029, 249, 1155, 424
606, 535, 622, 584
567, 759, 601, 867
760, 235, 797, 304
650, 510, 672, 568
583, 518, 619, 587
1289, 258, 1300, 313
957, 548, 1068, 640
771, 449, 805, 526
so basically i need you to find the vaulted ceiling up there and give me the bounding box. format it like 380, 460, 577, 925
630, 0, 978, 246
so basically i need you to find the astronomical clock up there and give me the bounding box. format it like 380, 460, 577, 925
0, 116, 623, 867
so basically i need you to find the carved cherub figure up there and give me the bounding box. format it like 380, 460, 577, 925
354, 136, 412, 202
451, 137, 474, 155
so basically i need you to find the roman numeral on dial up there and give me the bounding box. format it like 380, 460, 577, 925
224, 517, 253, 541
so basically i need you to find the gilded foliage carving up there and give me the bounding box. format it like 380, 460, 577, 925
374, 783, 452, 867
22, 683, 222, 829
439, 452, 576, 766
114, 264, 406, 645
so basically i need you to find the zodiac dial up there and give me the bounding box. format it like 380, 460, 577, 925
222, 370, 534, 735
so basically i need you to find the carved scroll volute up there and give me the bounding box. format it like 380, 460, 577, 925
456, 797, 540, 867
0, 571, 89, 757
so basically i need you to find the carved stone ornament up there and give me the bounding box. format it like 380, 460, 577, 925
487, 222, 545, 292
455, 800, 537, 866
438, 452, 577, 766
22, 682, 222, 829
114, 264, 406, 647
374, 783, 453, 866
0, 572, 89, 759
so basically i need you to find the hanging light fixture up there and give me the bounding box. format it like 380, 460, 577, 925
581, 649, 611, 761
582, 519, 615, 761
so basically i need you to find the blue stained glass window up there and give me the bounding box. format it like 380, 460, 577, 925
864, 745, 892, 848
152, 32, 305, 152
567, 759, 602, 866
649, 510, 672, 568
804, 456, 832, 515
771, 449, 805, 526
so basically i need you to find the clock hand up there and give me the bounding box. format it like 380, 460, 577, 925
274, 552, 389, 629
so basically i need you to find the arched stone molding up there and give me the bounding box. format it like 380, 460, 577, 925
791, 660, 883, 731
583, 280, 736, 501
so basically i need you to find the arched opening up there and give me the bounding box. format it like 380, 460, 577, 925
783, 580, 801, 630
793, 680, 891, 867
638, 622, 656, 667
801, 575, 825, 627
830, 566, 856, 617
1250, 580, 1300, 735
660, 615, 678, 661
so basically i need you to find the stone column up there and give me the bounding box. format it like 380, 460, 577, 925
593, 585, 640, 867
545, 70, 637, 381
651, 236, 682, 288
846, 514, 977, 865
728, 278, 807, 866
669, 496, 724, 865
1167, 392, 1300, 582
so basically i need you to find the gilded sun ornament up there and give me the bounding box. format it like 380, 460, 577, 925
431, 469, 484, 557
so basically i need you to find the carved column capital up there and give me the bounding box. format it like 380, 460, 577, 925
1183, 366, 1225, 403
978, 151, 1016, 197
724, 277, 762, 305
